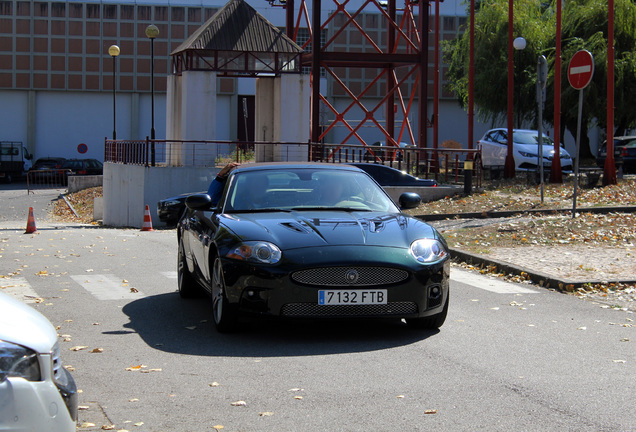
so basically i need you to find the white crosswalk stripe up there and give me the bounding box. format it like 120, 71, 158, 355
451, 269, 539, 294
0, 277, 42, 303
70, 274, 146, 300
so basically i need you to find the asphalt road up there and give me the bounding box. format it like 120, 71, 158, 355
1, 184, 634, 431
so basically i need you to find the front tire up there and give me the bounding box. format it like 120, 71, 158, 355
211, 257, 239, 333
178, 239, 200, 298
406, 293, 449, 330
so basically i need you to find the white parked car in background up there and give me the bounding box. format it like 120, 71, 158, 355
0, 292, 78, 431
478, 128, 574, 173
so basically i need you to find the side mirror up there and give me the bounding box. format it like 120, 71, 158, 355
185, 194, 214, 211
399, 192, 421, 210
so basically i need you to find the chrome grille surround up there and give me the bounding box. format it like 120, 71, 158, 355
291, 267, 409, 287
280, 302, 418, 317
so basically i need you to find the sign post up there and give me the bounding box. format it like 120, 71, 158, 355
567, 50, 594, 218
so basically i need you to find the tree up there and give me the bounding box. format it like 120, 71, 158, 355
444, 0, 636, 161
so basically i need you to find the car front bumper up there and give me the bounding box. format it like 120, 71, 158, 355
0, 368, 78, 432
219, 247, 450, 320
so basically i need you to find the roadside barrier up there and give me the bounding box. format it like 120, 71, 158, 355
26, 169, 69, 194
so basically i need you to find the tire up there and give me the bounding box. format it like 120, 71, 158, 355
211, 257, 239, 333
177, 239, 200, 298
406, 293, 449, 330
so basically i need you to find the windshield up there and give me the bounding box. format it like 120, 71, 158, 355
222, 168, 399, 213
513, 132, 554, 146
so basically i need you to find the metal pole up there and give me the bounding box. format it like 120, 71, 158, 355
572, 89, 583, 218
112, 55, 116, 140
150, 37, 156, 166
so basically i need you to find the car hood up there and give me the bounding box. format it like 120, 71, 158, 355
515, 143, 572, 158
219, 211, 438, 250
0, 292, 57, 353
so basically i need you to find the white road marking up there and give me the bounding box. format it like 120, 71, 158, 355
70, 274, 145, 300
0, 277, 42, 303
161, 271, 177, 279
451, 269, 539, 294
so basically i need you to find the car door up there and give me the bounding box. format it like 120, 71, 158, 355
479, 131, 507, 168
184, 199, 221, 286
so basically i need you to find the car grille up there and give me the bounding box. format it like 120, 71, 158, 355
291, 267, 409, 287
280, 302, 418, 317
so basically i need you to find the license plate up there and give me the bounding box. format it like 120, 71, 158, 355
318, 290, 387, 305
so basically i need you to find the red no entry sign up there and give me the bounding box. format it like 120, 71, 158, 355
568, 50, 594, 90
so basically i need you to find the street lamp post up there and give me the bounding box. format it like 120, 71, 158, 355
513, 37, 526, 129
108, 45, 120, 140
145, 24, 159, 166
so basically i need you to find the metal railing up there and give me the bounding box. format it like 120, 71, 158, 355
26, 169, 69, 194
104, 138, 481, 186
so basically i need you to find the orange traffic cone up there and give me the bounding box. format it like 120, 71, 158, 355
25, 207, 37, 234
141, 204, 154, 231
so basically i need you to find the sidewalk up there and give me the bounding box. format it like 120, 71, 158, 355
427, 215, 636, 312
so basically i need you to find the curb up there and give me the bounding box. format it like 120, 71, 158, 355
449, 247, 636, 291
416, 205, 636, 222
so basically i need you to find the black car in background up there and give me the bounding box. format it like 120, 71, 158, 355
597, 136, 636, 173
61, 158, 103, 185
178, 163, 450, 332
349, 163, 437, 187
61, 158, 103, 175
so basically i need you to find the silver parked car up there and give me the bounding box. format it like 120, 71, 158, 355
0, 292, 78, 431
478, 128, 573, 172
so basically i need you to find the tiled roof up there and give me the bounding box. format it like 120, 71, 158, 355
171, 0, 303, 55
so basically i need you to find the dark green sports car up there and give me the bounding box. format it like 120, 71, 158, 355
177, 163, 450, 332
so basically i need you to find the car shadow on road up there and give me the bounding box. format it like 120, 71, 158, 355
118, 292, 438, 358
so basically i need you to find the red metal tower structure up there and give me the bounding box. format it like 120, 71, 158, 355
281, 0, 432, 159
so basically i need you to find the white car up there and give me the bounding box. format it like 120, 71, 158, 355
477, 128, 574, 172
0, 292, 78, 431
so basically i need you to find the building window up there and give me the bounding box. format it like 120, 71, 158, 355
86, 4, 99, 19
138, 6, 150, 21
104, 4, 117, 20
69, 3, 83, 19
120, 5, 134, 20
0, 1, 12, 16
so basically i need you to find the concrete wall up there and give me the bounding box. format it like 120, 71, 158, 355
103, 162, 219, 228
68, 175, 103, 193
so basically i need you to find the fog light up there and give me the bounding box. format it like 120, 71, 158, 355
247, 290, 255, 297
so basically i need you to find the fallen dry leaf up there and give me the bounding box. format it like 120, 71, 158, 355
259, 412, 274, 417
231, 400, 247, 407
80, 423, 96, 428
91, 348, 104, 353
70, 346, 88, 351
425, 409, 438, 414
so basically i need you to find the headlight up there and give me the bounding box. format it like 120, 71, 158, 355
0, 340, 41, 382
226, 241, 282, 264
518, 151, 538, 158
410, 239, 448, 264
160, 199, 182, 208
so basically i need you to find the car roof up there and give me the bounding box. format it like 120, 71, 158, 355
230, 162, 364, 174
